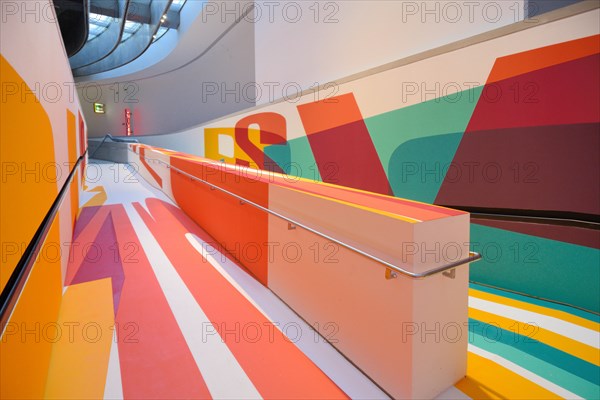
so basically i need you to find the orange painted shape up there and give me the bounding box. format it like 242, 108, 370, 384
0, 217, 63, 399
297, 92, 365, 134
44, 278, 115, 399
139, 147, 163, 187
170, 156, 270, 285
0, 55, 57, 292
67, 110, 77, 165
70, 169, 80, 226
487, 34, 600, 83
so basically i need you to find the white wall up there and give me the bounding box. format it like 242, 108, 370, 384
253, 0, 525, 104
80, 1, 527, 137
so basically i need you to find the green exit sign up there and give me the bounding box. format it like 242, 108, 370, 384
93, 103, 105, 114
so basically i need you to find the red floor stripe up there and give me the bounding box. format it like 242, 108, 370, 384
134, 198, 349, 400
109, 205, 211, 399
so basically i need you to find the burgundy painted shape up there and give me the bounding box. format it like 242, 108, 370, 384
436, 123, 600, 215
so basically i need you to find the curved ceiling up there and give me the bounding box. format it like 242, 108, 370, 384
68, 0, 188, 76
74, 0, 250, 84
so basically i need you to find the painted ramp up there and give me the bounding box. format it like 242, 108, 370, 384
10, 160, 597, 400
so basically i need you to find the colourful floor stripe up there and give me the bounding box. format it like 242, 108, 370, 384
39, 162, 600, 400
456, 350, 561, 399
470, 283, 600, 325
467, 344, 581, 399
110, 204, 213, 399
133, 198, 349, 399
468, 318, 600, 399
469, 306, 599, 366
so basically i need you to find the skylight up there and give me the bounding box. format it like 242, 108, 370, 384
121, 21, 142, 43
87, 12, 111, 41
75, 0, 190, 73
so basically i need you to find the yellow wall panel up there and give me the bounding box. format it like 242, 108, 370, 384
0, 216, 64, 399
0, 56, 57, 292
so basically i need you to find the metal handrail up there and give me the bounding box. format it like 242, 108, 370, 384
89, 134, 139, 159
131, 148, 482, 279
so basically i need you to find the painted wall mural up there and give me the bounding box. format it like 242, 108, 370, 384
0, 1, 88, 395
199, 34, 600, 312
0, 55, 88, 399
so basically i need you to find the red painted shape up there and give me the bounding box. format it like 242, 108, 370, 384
139, 147, 162, 187
109, 205, 211, 399
297, 93, 392, 195
466, 54, 600, 133
134, 198, 348, 399
125, 108, 132, 136
235, 112, 287, 173
170, 156, 270, 285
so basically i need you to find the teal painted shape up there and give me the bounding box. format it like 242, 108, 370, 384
469, 318, 600, 398
364, 86, 483, 189
387, 132, 462, 203
266, 86, 482, 191
470, 283, 600, 323
470, 224, 600, 313
264, 135, 322, 181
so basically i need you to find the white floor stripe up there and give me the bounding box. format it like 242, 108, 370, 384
103, 330, 123, 400
87, 163, 175, 210
469, 297, 599, 348
468, 344, 583, 399
435, 385, 472, 400
124, 204, 262, 400
185, 233, 390, 400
